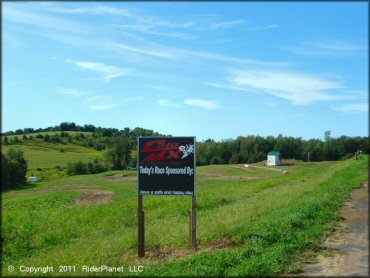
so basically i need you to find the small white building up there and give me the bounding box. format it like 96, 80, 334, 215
267, 151, 281, 166
29, 176, 38, 183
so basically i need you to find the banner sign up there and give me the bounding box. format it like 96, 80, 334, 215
138, 137, 195, 196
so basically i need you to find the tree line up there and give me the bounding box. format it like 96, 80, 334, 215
196, 131, 368, 165
2, 122, 159, 137
2, 122, 368, 189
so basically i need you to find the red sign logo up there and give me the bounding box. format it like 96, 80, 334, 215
140, 140, 181, 164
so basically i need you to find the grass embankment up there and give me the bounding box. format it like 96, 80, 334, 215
1, 156, 368, 276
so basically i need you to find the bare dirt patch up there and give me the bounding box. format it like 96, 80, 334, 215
75, 189, 114, 205
128, 237, 236, 266
102, 173, 136, 181
302, 182, 369, 276
9, 184, 96, 195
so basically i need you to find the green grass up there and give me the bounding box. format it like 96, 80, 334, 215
2, 143, 102, 170
1, 156, 368, 276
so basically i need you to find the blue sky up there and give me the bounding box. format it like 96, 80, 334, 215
3, 2, 368, 141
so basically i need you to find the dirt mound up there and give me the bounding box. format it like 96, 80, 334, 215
102, 173, 136, 181
75, 189, 114, 205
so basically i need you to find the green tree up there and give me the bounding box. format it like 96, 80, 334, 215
1, 149, 28, 189
103, 137, 130, 169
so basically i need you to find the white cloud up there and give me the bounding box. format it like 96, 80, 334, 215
33, 4, 131, 16
3, 5, 91, 34
156, 99, 180, 108
184, 98, 220, 110
285, 40, 367, 56
112, 43, 182, 59
206, 20, 247, 30
330, 103, 368, 113
67, 60, 130, 82
111, 24, 198, 40
205, 82, 251, 92
228, 69, 349, 105
111, 42, 287, 66
88, 104, 117, 111
248, 24, 280, 31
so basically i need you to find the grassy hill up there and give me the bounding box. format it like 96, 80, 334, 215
2, 132, 102, 180
1, 156, 367, 276
2, 142, 101, 169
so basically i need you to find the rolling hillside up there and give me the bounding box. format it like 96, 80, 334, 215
2, 143, 102, 169
2, 132, 102, 179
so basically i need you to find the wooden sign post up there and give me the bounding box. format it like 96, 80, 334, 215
138, 195, 145, 257
137, 137, 196, 257
191, 195, 197, 249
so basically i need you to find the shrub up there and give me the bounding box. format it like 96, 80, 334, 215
66, 159, 107, 176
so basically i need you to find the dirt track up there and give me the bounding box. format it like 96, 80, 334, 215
75, 189, 113, 205
303, 182, 369, 276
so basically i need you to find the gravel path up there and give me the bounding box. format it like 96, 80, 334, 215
303, 182, 369, 276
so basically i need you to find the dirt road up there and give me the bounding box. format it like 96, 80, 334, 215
303, 182, 369, 276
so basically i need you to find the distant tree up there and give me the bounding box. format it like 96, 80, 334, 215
1, 149, 27, 189
87, 162, 95, 174
60, 122, 77, 131
229, 151, 240, 164
51, 135, 61, 143
103, 137, 130, 169
22, 134, 28, 140
13, 137, 20, 143
66, 159, 106, 176
93, 142, 105, 151
44, 134, 50, 142
3, 136, 9, 145
74, 161, 87, 175
83, 124, 96, 132
23, 128, 34, 134
66, 161, 87, 175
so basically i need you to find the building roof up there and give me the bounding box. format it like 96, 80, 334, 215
267, 150, 280, 155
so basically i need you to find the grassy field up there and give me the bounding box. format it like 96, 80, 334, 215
2, 140, 102, 181
1, 156, 368, 276
2, 143, 102, 169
